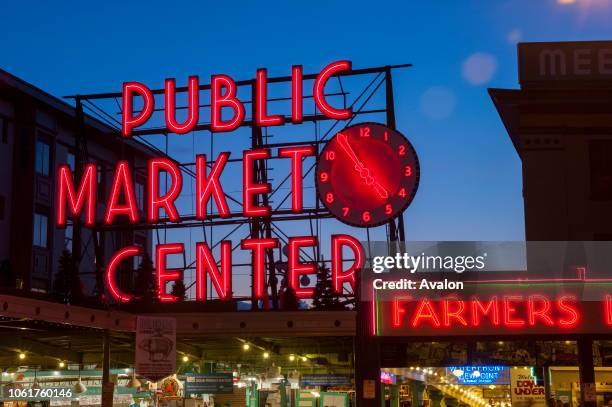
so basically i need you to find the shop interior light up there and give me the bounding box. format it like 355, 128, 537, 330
59, 362, 65, 368
289, 355, 295, 361
243, 343, 250, 351
301, 356, 307, 362
452, 369, 464, 377
310, 391, 321, 398
263, 352, 270, 359
182, 356, 189, 362
18, 353, 26, 360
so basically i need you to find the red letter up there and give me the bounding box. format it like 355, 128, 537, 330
292, 65, 303, 123
471, 297, 500, 326
196, 153, 230, 219
278, 146, 315, 213
165, 76, 199, 134
411, 299, 441, 327
211, 74, 244, 132
528, 295, 554, 326
243, 149, 271, 216
314, 61, 352, 120
443, 298, 468, 327
156, 243, 183, 302
331, 234, 364, 293
122, 82, 154, 137
241, 238, 278, 299
256, 68, 283, 127
105, 161, 139, 224
106, 246, 138, 303
503, 296, 526, 327
288, 236, 317, 298
606, 295, 612, 326
196, 241, 232, 300
392, 297, 410, 327
56, 164, 96, 227
148, 158, 182, 223
557, 295, 580, 328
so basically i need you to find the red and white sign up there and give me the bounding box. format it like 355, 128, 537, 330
135, 316, 176, 381
510, 368, 545, 407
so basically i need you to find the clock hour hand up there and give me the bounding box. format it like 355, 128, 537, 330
336, 133, 389, 199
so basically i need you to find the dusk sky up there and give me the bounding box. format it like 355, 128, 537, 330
2, 0, 611, 245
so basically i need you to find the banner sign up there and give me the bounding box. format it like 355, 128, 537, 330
135, 316, 176, 381
184, 373, 234, 396
510, 367, 545, 407
300, 375, 352, 387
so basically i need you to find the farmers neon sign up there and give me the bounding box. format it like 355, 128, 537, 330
374, 294, 612, 336
56, 61, 366, 304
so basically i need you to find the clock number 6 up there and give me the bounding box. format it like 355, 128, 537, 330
362, 211, 371, 222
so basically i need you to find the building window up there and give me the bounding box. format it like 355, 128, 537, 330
64, 224, 73, 250
589, 140, 612, 200
66, 152, 75, 172
33, 212, 48, 248
0, 195, 4, 220
35, 139, 51, 176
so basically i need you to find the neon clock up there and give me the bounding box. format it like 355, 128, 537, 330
316, 122, 419, 227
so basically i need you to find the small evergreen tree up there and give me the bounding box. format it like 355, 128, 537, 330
280, 286, 299, 310
53, 250, 83, 303
0, 259, 13, 287
313, 266, 346, 310
134, 252, 156, 304
170, 273, 187, 301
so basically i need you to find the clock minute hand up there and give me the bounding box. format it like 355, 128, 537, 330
336, 133, 389, 199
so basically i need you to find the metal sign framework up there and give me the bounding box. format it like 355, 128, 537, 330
64, 63, 412, 308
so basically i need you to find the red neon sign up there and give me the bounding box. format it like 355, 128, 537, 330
382, 294, 592, 335
121, 60, 352, 136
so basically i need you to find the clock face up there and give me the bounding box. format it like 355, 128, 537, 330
316, 122, 419, 227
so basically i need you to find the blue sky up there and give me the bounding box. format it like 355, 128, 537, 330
2, 0, 611, 246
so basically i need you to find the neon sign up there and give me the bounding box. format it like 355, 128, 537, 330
374, 294, 612, 336
121, 61, 352, 136
446, 366, 509, 385
56, 61, 423, 304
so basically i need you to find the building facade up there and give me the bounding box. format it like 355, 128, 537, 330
0, 68, 155, 295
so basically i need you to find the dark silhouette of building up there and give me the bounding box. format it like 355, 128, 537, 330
0, 68, 155, 295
